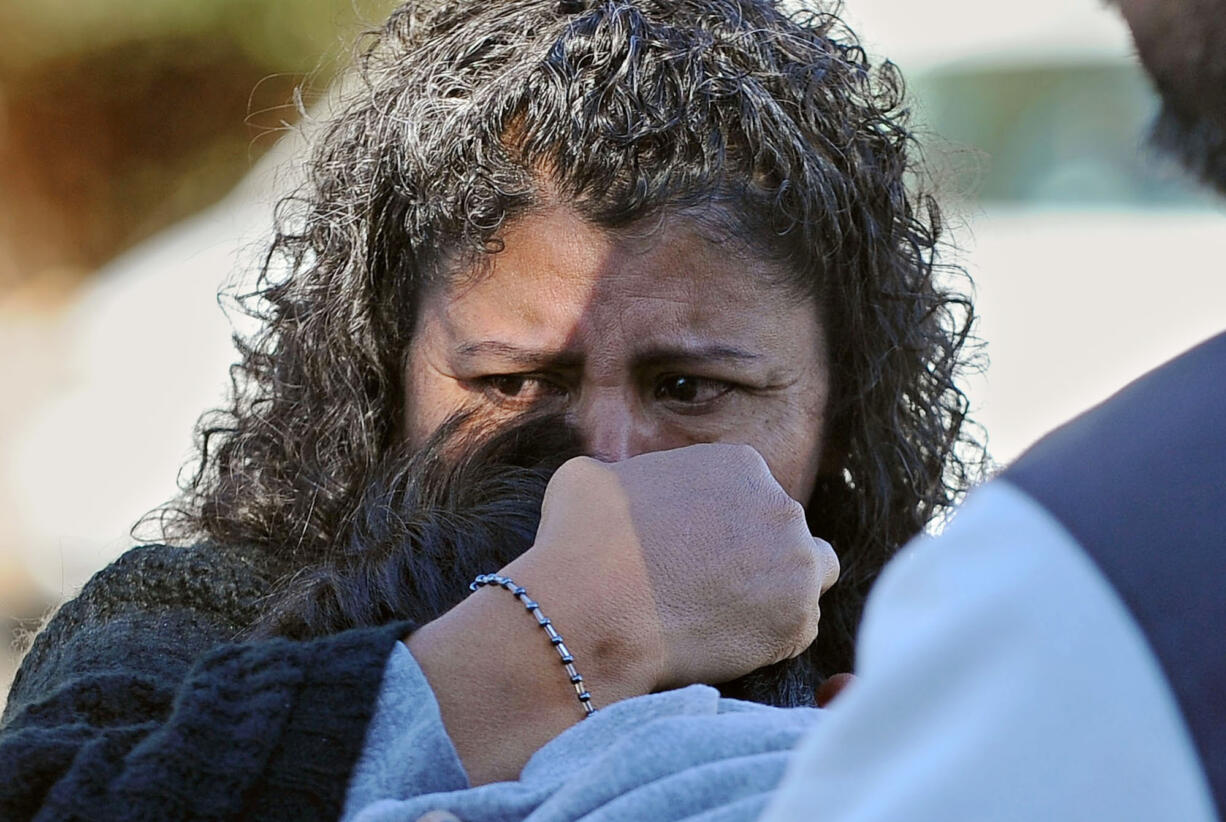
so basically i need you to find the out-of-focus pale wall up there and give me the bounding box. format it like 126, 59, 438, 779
837, 0, 1226, 465
0, 0, 392, 701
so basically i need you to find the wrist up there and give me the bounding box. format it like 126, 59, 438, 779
500, 545, 664, 705
468, 574, 597, 717
401, 549, 660, 785
405, 584, 585, 784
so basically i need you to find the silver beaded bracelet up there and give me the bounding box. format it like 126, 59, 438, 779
469, 573, 598, 717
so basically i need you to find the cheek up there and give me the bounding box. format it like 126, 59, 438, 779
766, 425, 825, 505
747, 309, 829, 504
719, 396, 826, 505
402, 342, 467, 447
755, 380, 830, 505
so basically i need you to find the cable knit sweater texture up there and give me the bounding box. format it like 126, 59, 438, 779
0, 542, 415, 821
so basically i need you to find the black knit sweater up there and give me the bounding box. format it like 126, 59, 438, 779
0, 542, 415, 821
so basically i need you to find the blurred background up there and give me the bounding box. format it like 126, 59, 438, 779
0, 0, 399, 698
2, 0, 1224, 702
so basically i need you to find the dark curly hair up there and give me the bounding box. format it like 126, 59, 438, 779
158, 0, 984, 686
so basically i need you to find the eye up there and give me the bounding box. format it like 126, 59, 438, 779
653, 375, 734, 408
479, 374, 567, 406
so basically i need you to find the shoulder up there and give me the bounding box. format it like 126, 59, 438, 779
78, 542, 279, 620
7, 543, 284, 717
51, 542, 282, 636
1002, 331, 1226, 816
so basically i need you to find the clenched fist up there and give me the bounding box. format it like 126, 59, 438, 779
409, 443, 838, 785
507, 443, 839, 694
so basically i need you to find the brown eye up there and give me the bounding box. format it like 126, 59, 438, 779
654, 375, 733, 406
488, 375, 530, 397
480, 374, 567, 406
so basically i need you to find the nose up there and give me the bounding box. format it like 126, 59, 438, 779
573, 391, 653, 462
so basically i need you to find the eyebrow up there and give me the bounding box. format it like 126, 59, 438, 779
454, 340, 763, 368
454, 341, 583, 368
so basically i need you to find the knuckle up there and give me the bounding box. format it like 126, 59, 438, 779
778, 589, 821, 647
712, 442, 768, 477
796, 541, 821, 577
543, 457, 618, 513
552, 455, 607, 484
773, 604, 818, 660
781, 494, 808, 525
732, 442, 770, 472
772, 554, 824, 646
778, 525, 820, 575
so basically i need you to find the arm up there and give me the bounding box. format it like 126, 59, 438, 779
3, 444, 834, 816
408, 446, 839, 785
349, 655, 823, 822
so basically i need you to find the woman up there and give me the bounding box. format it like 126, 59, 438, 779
0, 1, 981, 818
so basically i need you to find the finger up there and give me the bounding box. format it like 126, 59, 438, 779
815, 672, 857, 708
813, 537, 840, 595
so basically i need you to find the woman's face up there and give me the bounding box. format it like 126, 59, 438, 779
403, 205, 831, 504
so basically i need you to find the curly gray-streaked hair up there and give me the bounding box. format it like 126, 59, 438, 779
163, 0, 984, 686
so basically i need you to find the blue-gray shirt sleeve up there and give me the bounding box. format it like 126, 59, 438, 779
345, 643, 822, 822
343, 642, 469, 816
